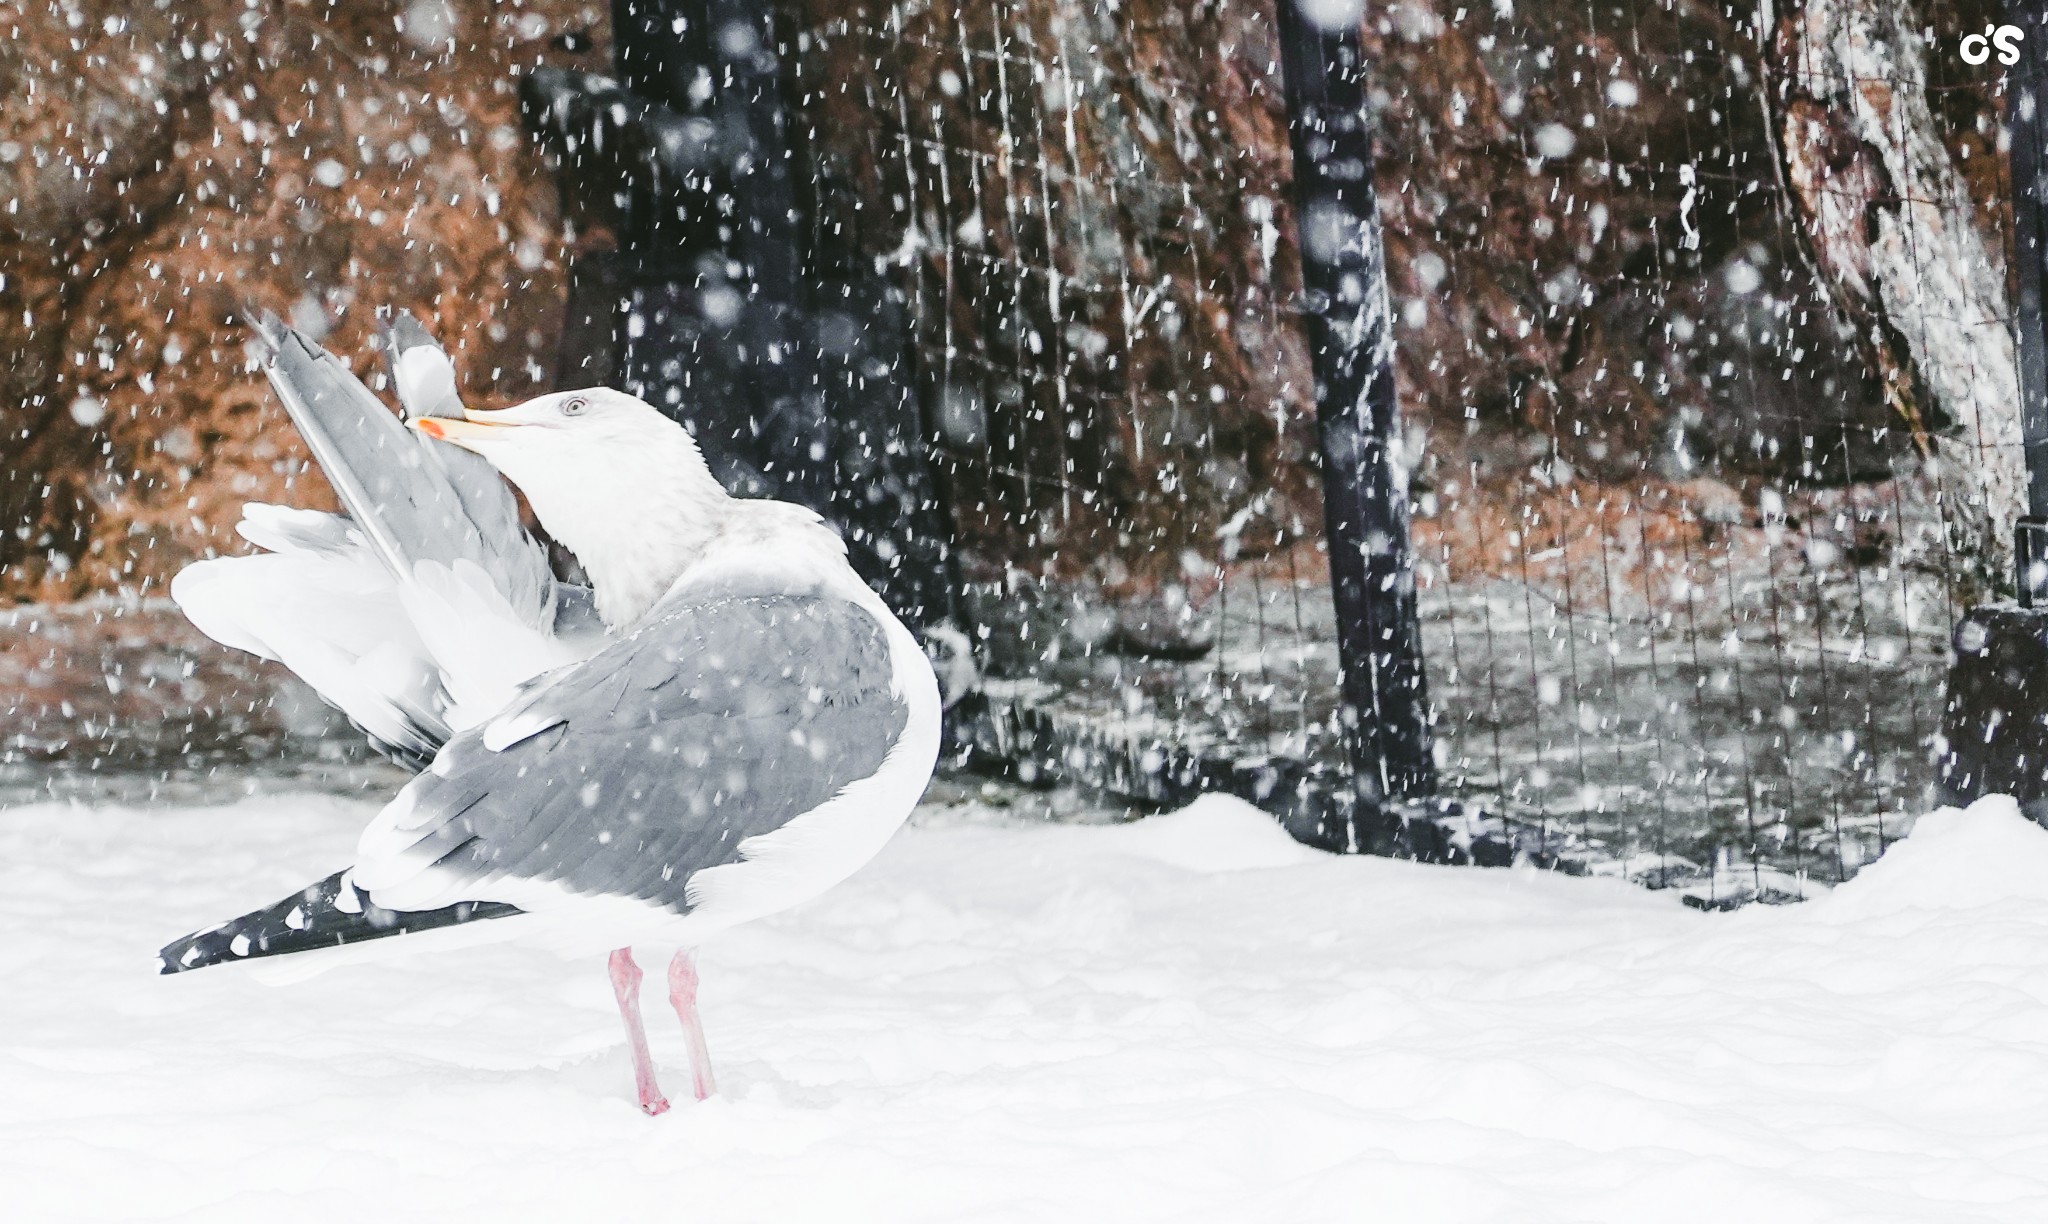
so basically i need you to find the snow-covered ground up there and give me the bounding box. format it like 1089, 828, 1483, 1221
4, 786, 2045, 1222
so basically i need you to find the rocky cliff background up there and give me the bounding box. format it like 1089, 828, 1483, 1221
0, 0, 610, 604
0, 0, 2018, 608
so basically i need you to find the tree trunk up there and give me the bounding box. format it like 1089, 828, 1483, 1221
1779, 0, 2024, 592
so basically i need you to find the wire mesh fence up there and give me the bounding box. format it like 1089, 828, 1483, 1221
772, 0, 2028, 900
1393, 0, 2012, 900
787, 0, 1379, 839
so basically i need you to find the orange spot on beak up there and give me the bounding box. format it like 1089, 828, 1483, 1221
413, 417, 447, 440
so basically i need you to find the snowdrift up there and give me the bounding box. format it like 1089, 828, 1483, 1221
2, 791, 2045, 1221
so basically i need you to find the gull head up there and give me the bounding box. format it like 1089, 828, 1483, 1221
412, 387, 730, 628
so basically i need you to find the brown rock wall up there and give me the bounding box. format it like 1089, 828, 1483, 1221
0, 0, 2012, 609
0, 0, 608, 602
793, 0, 1319, 596
786, 0, 1994, 607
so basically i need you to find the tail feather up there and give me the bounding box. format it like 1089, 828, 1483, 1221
157, 869, 521, 975
381, 312, 464, 422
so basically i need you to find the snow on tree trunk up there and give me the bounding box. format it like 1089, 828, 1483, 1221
1783, 0, 2023, 591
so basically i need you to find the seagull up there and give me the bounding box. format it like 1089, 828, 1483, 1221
161, 318, 942, 1115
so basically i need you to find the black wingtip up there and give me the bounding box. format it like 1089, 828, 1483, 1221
159, 870, 522, 974
157, 920, 243, 975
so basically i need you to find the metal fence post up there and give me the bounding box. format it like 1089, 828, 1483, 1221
2007, 0, 2048, 602
1274, 0, 1437, 846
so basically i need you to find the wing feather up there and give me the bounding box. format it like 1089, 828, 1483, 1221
175, 319, 611, 764
252, 315, 555, 629
352, 593, 909, 916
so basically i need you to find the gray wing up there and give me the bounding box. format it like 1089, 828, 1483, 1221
251, 313, 555, 628
352, 593, 910, 915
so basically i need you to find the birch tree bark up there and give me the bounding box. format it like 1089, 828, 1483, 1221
1779, 0, 2024, 591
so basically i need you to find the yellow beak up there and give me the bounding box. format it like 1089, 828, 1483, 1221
409, 408, 522, 446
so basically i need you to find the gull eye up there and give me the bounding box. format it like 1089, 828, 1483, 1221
560, 396, 588, 418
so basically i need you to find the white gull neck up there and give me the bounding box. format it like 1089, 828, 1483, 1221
489, 426, 732, 630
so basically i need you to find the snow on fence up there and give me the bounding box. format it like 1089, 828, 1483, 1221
771, 0, 2027, 901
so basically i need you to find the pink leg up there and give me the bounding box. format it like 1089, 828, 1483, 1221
668, 949, 718, 1100
607, 948, 669, 1116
